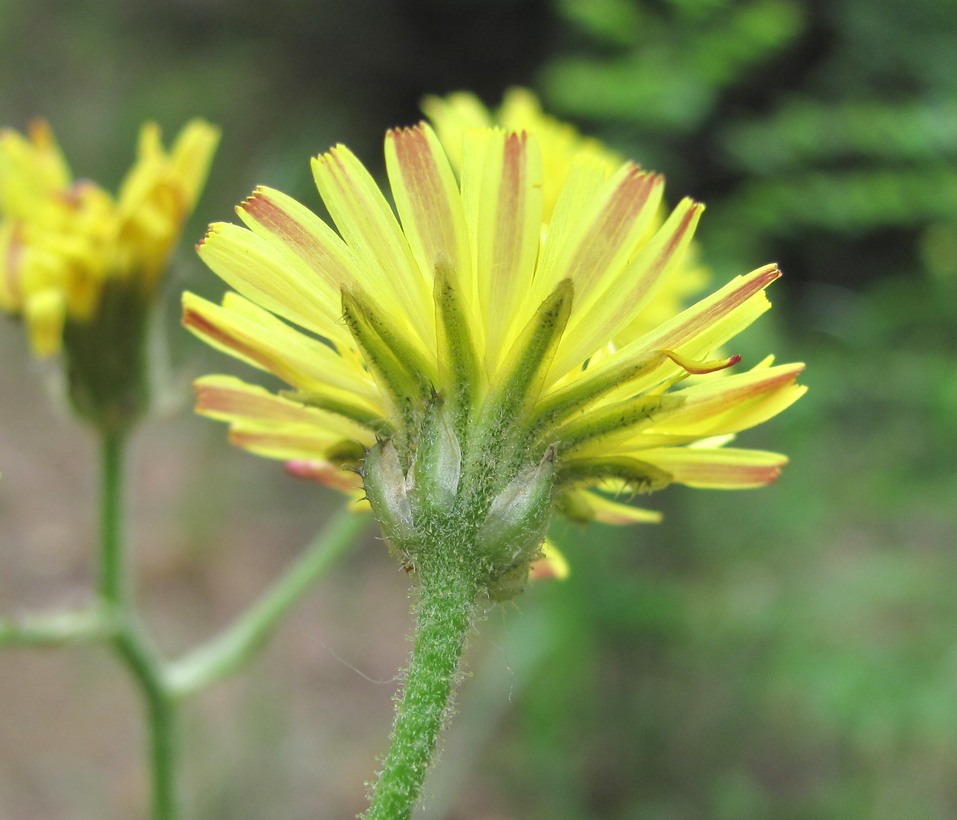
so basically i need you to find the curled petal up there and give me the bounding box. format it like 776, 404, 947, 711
558, 265, 781, 403
662, 349, 741, 375
549, 194, 701, 378
659, 362, 807, 436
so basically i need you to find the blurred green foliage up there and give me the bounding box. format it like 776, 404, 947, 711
2, 0, 956, 818
541, 0, 957, 281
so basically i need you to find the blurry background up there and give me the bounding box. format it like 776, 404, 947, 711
2, 0, 956, 817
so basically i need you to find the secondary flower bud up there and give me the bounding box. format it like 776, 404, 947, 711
478, 447, 556, 600
362, 439, 415, 550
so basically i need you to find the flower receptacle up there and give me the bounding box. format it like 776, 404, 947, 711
362, 402, 557, 601
63, 278, 151, 434
478, 447, 556, 600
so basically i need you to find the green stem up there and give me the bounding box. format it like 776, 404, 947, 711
113, 619, 178, 820
98, 429, 126, 603
97, 429, 178, 820
364, 549, 480, 820
0, 606, 117, 647
166, 508, 368, 696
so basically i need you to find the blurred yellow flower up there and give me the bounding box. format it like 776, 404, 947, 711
0, 119, 219, 356
185, 119, 804, 543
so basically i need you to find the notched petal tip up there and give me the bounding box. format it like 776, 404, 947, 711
195, 221, 226, 251
386, 121, 430, 141
746, 458, 787, 487
311, 143, 354, 170
504, 129, 529, 147
620, 162, 662, 191
238, 186, 275, 217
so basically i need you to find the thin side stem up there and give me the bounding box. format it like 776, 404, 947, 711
166, 508, 368, 696
0, 606, 117, 647
364, 551, 480, 820
97, 429, 178, 820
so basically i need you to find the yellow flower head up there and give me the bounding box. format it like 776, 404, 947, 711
185, 115, 803, 596
0, 119, 219, 356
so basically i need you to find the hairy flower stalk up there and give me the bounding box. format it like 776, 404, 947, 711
183, 91, 804, 816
